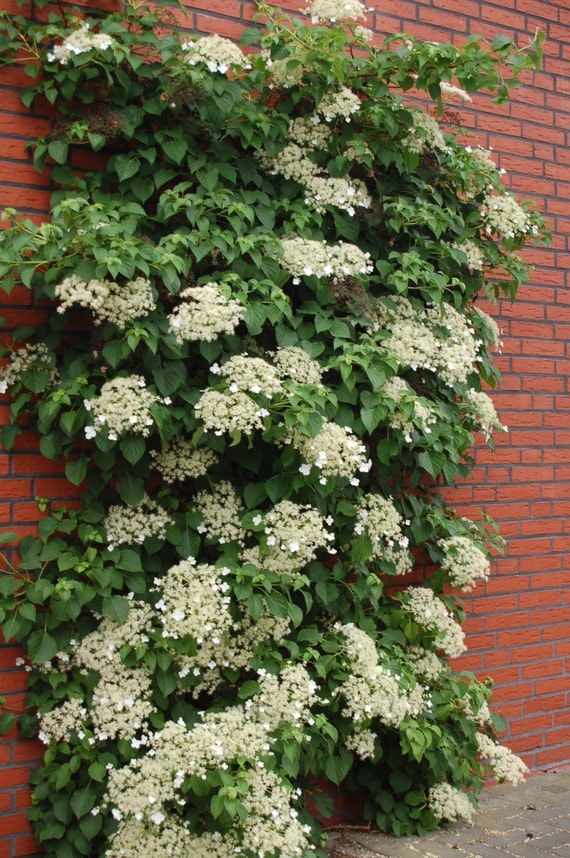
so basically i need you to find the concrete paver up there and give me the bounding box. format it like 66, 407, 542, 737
325, 769, 570, 858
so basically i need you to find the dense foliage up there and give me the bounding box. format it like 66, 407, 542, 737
0, 0, 548, 855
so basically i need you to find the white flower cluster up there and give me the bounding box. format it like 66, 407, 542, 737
181, 34, 246, 74
289, 115, 333, 149
79, 609, 155, 741
104, 665, 317, 857
403, 110, 450, 155
463, 697, 492, 727
461, 145, 500, 197
38, 698, 87, 745
373, 297, 481, 387
407, 646, 445, 682
54, 274, 155, 328
338, 623, 426, 728
318, 86, 361, 122
238, 768, 314, 857
380, 376, 436, 441
103, 495, 171, 549
248, 663, 319, 731
354, 25, 374, 42
221, 354, 284, 395
47, 21, 115, 64
473, 305, 501, 346
483, 192, 532, 238
267, 46, 308, 88
280, 236, 372, 283
431, 303, 482, 386
195, 354, 283, 436
307, 0, 369, 23
242, 500, 333, 576
354, 494, 413, 575
260, 141, 372, 215
345, 728, 377, 760
39, 608, 156, 745
167, 283, 244, 344
465, 388, 505, 441
403, 587, 466, 658
288, 422, 371, 483
105, 821, 225, 858
151, 436, 218, 483
440, 82, 472, 103
428, 782, 475, 823
439, 535, 490, 591
174, 607, 291, 697
453, 238, 485, 272
0, 342, 54, 394
75, 607, 155, 741
466, 145, 497, 173
476, 733, 528, 784
272, 346, 323, 385
195, 389, 269, 435
195, 480, 245, 545
85, 375, 162, 439
156, 560, 233, 643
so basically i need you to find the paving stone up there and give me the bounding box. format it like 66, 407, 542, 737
325, 770, 570, 857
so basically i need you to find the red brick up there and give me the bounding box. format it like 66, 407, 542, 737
0, 767, 32, 789
521, 660, 565, 679
484, 611, 530, 631
0, 811, 33, 836
535, 676, 570, 696
536, 746, 570, 768
11, 741, 43, 764
510, 714, 554, 734
14, 833, 41, 857
524, 694, 566, 715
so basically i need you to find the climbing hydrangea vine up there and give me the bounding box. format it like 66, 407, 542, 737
0, 0, 548, 854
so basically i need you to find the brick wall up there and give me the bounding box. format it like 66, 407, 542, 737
0, 0, 568, 855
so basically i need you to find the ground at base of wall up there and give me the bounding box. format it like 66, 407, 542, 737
325, 768, 570, 858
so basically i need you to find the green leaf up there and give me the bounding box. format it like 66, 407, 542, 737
65, 456, 88, 486
0, 575, 19, 596
117, 549, 143, 573
40, 434, 62, 460
102, 595, 130, 624
27, 630, 58, 664
21, 368, 50, 393
247, 593, 264, 619
417, 449, 445, 477
79, 811, 103, 839
19, 602, 36, 621
47, 140, 69, 164
1, 424, 19, 451
120, 435, 146, 465
116, 472, 145, 506
243, 483, 267, 509
156, 667, 177, 697
265, 475, 291, 502
237, 680, 260, 700
113, 154, 140, 181
324, 748, 353, 785
240, 27, 261, 46
311, 790, 334, 819
491, 34, 514, 52
70, 788, 96, 819
0, 713, 16, 734
163, 138, 188, 164
37, 821, 66, 842
265, 590, 290, 619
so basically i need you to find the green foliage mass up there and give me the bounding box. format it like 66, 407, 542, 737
0, 1, 548, 855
